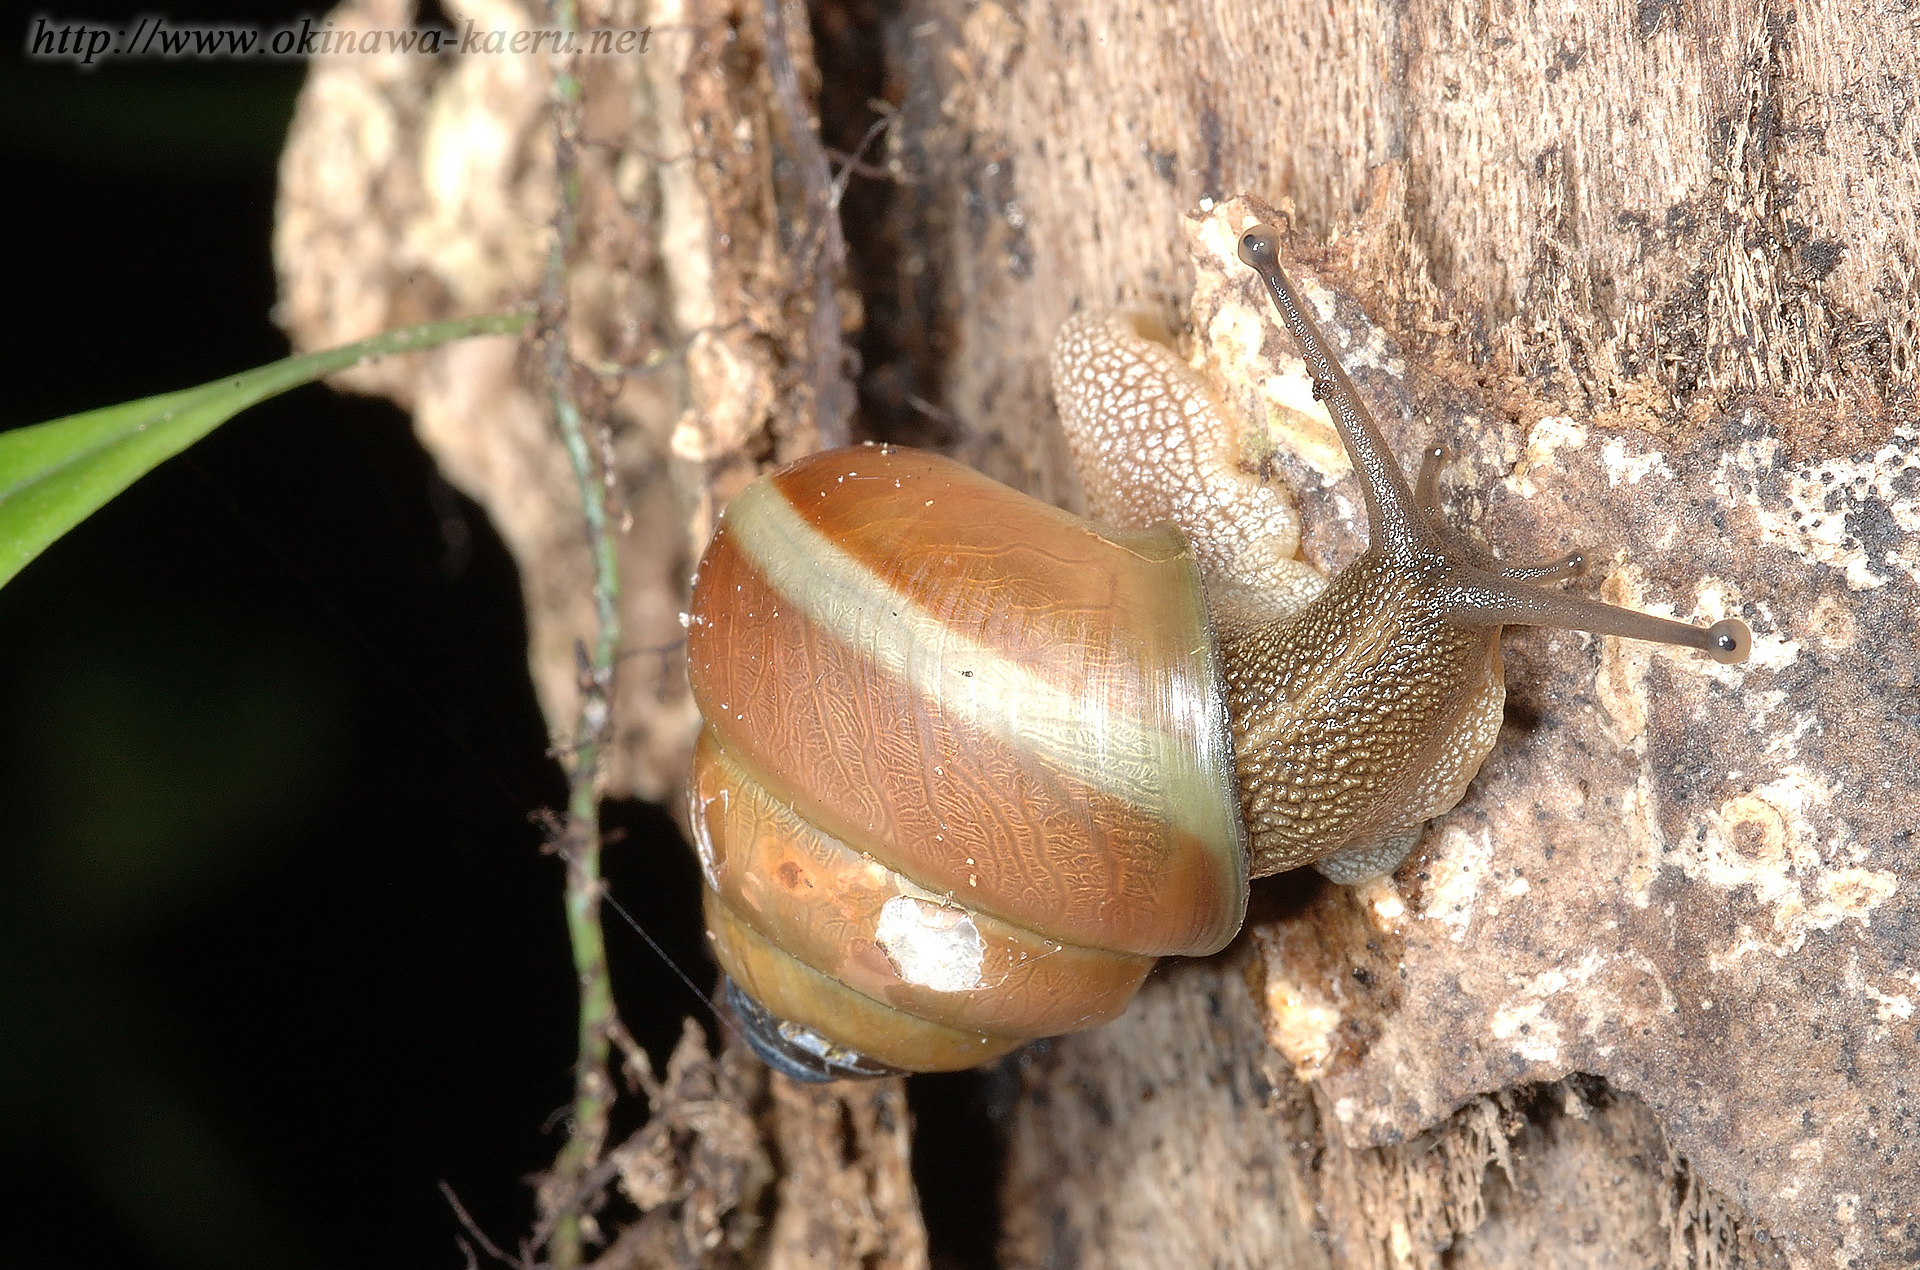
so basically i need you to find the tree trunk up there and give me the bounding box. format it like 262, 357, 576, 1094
273, 0, 1918, 1265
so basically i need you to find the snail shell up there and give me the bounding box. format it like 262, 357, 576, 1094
686, 446, 1247, 1075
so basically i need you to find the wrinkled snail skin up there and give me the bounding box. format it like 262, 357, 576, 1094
1224, 225, 1748, 877
685, 221, 1753, 1080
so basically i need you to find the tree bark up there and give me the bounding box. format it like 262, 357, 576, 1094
273, 0, 1919, 1264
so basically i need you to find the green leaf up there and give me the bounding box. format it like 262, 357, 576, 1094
0, 311, 530, 590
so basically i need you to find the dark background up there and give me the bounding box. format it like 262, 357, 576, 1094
0, 1, 719, 1266
1, 0, 1004, 1264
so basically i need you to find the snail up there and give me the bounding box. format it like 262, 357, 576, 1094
683, 221, 1751, 1081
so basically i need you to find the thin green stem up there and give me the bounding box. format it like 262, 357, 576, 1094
535, 4, 624, 1266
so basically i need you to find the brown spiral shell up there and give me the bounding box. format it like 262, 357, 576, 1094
685, 444, 1248, 1074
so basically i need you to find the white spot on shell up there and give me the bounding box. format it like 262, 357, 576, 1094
778, 1019, 851, 1061
687, 788, 724, 891
875, 896, 985, 993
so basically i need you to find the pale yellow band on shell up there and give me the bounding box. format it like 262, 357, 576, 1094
724, 474, 1243, 859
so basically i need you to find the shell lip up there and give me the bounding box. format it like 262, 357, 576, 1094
722, 977, 907, 1083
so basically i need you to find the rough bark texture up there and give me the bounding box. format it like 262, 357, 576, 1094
273, 0, 1917, 1265
998, 955, 1790, 1270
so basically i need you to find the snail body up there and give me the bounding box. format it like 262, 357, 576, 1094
685, 221, 1750, 1080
